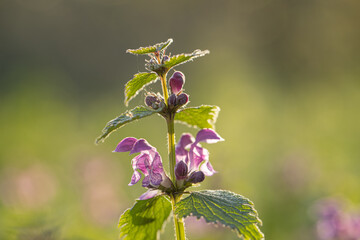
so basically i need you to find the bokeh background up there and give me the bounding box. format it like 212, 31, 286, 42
1, 0, 360, 239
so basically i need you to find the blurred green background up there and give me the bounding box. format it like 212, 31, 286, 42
1, 0, 360, 239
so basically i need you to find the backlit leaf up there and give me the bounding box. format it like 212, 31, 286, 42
124, 72, 158, 106
164, 49, 209, 69
126, 39, 173, 55
175, 190, 264, 240
96, 106, 161, 144
119, 195, 172, 240
175, 105, 220, 129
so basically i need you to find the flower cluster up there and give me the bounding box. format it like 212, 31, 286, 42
145, 71, 189, 112
114, 137, 171, 200
315, 199, 360, 240
174, 129, 224, 186
114, 129, 223, 199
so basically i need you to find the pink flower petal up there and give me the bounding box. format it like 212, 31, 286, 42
139, 189, 160, 200
128, 171, 141, 186
130, 139, 153, 155
200, 161, 217, 176
195, 129, 224, 144
177, 133, 194, 149
113, 137, 137, 152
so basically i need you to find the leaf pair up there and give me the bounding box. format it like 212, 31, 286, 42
95, 105, 220, 144
119, 190, 264, 240
124, 39, 209, 106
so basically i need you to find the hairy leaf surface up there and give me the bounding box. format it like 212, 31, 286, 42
175, 105, 220, 129
175, 190, 264, 240
119, 196, 171, 240
126, 39, 173, 55
164, 49, 209, 69
124, 72, 158, 106
96, 106, 160, 143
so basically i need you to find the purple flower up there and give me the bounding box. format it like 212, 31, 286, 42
175, 129, 224, 179
139, 189, 161, 200
315, 199, 360, 240
114, 129, 223, 198
114, 138, 168, 188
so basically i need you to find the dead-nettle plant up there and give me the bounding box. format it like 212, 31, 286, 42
96, 39, 264, 240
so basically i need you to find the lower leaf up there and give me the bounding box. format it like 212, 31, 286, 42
175, 190, 264, 240
118, 195, 172, 240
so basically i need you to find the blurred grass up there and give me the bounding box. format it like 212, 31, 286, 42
1, 0, 360, 239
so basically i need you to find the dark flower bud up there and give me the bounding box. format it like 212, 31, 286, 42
145, 95, 164, 110
176, 93, 189, 106
168, 94, 177, 107
169, 71, 185, 95
162, 55, 169, 64
188, 171, 205, 184
145, 95, 158, 108
175, 161, 188, 180
145, 95, 157, 107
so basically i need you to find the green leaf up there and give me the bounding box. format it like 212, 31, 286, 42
126, 39, 173, 55
175, 190, 264, 240
96, 106, 160, 144
175, 105, 220, 129
119, 195, 172, 240
124, 72, 158, 106
164, 49, 209, 69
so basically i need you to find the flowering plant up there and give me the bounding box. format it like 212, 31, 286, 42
96, 39, 264, 240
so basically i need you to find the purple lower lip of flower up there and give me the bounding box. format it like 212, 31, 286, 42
113, 137, 137, 152
200, 161, 217, 176
129, 171, 141, 186
142, 175, 150, 187
189, 146, 209, 171
151, 153, 164, 174
134, 153, 150, 174
139, 189, 160, 200
150, 172, 163, 186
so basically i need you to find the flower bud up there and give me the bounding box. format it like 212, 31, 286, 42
169, 71, 185, 95
162, 55, 169, 64
145, 95, 157, 107
188, 171, 205, 184
168, 93, 177, 107
145, 95, 164, 110
176, 93, 189, 106
175, 161, 188, 180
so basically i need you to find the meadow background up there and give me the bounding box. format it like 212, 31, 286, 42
1, 0, 360, 239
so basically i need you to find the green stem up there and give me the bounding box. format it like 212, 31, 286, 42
167, 115, 176, 184
160, 73, 169, 104
160, 71, 186, 240
171, 194, 186, 240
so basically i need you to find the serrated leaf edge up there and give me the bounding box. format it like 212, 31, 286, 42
175, 190, 264, 240
95, 106, 161, 144
118, 196, 172, 240
164, 49, 210, 69
124, 73, 158, 106
175, 105, 220, 129
126, 38, 173, 55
